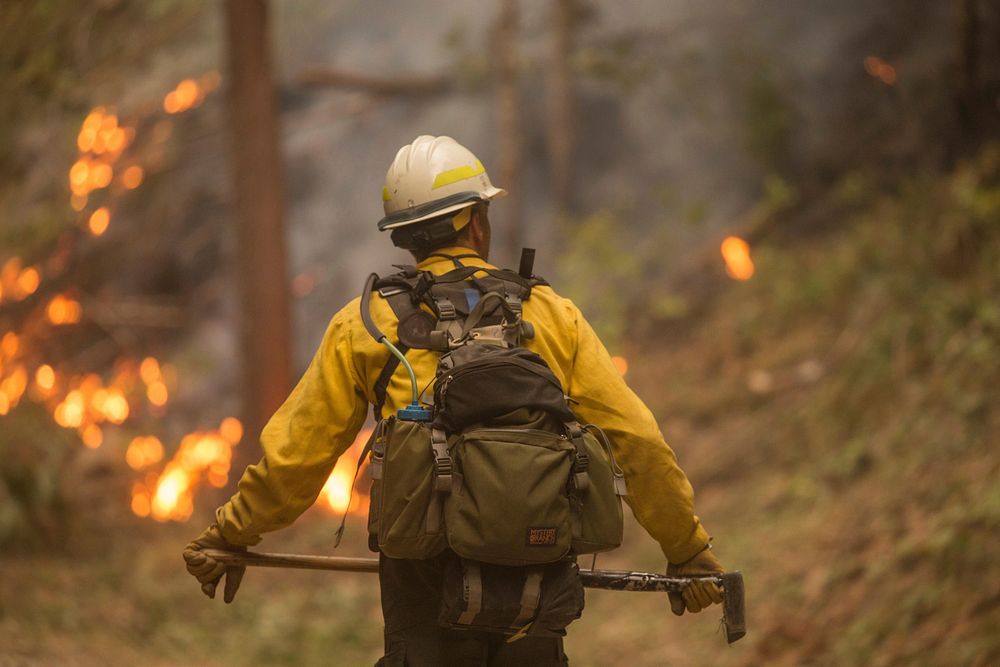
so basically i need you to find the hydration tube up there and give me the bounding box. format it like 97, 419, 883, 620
361, 273, 432, 422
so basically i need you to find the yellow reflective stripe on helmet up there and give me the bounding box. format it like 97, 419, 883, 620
382, 186, 392, 202
431, 160, 485, 189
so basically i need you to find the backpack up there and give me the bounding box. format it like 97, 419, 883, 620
359, 251, 627, 636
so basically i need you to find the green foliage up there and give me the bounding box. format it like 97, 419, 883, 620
556, 210, 641, 345
742, 66, 795, 174
0, 0, 202, 178
0, 403, 76, 549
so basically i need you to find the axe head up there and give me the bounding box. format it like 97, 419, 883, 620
721, 571, 747, 644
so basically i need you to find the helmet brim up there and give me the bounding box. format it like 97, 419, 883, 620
378, 186, 507, 231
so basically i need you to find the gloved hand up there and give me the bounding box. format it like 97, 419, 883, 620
667, 545, 725, 615
183, 523, 246, 603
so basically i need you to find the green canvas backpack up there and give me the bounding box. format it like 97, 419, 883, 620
359, 252, 627, 567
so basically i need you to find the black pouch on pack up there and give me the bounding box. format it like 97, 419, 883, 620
434, 345, 576, 432
438, 556, 585, 639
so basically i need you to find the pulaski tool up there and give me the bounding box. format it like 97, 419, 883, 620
202, 549, 747, 644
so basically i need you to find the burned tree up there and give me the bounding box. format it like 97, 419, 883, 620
223, 0, 293, 466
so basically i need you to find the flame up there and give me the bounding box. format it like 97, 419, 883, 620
139, 357, 161, 384
318, 427, 374, 515
721, 236, 755, 280
131, 483, 152, 517
0, 365, 28, 409
131, 420, 241, 521
47, 294, 83, 325
35, 365, 56, 393
126, 435, 165, 470
102, 388, 130, 424
146, 381, 169, 406
610, 356, 628, 377
81, 423, 103, 449
1, 332, 19, 358
16, 267, 40, 296
121, 165, 144, 189
151, 465, 195, 521
219, 416, 243, 444
70, 107, 133, 207
88, 207, 110, 236
139, 357, 171, 407
864, 56, 897, 86
55, 390, 86, 428
1, 259, 43, 303
320, 468, 355, 514
164, 78, 204, 114
69, 157, 114, 196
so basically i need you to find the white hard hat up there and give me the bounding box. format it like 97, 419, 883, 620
377, 135, 506, 231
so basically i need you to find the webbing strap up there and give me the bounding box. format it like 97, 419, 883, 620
508, 568, 544, 639
431, 428, 452, 491
565, 422, 591, 492
426, 428, 452, 534
566, 421, 591, 541
372, 342, 408, 420
457, 561, 483, 626
427, 252, 480, 269
332, 427, 379, 547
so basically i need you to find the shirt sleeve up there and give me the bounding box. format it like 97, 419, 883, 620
563, 302, 710, 564
216, 305, 369, 546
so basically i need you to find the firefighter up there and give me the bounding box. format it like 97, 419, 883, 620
184, 135, 725, 666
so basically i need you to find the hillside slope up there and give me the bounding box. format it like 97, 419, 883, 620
577, 147, 999, 666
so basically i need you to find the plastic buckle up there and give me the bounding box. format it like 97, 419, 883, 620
505, 294, 523, 314
434, 458, 453, 491
435, 297, 457, 320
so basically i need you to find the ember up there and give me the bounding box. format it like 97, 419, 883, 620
721, 236, 755, 281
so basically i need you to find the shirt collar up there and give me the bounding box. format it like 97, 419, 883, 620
415, 246, 492, 272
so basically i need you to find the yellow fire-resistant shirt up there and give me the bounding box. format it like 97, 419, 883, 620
217, 246, 711, 564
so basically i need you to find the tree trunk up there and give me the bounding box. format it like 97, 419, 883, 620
954, 0, 981, 150
223, 0, 292, 468
494, 0, 524, 261
548, 0, 575, 216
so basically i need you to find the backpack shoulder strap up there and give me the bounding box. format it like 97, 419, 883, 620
367, 268, 435, 418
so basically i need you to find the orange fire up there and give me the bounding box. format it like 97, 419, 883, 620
120, 165, 144, 189
47, 294, 83, 325
721, 236, 755, 281
131, 418, 243, 522
864, 56, 897, 86
139, 356, 171, 408
88, 207, 110, 236
126, 435, 165, 470
0, 364, 28, 413
51, 373, 133, 435
318, 427, 374, 515
0, 259, 42, 303
81, 423, 103, 449
1, 332, 19, 358
164, 78, 204, 114
35, 364, 56, 393
610, 356, 628, 377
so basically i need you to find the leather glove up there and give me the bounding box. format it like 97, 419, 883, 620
183, 523, 246, 603
667, 545, 725, 615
